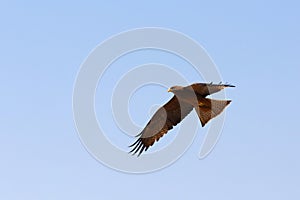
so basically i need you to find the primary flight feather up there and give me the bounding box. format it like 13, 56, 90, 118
129, 82, 235, 156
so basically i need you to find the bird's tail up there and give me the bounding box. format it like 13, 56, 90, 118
195, 98, 231, 127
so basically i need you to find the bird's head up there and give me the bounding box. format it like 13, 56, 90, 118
167, 86, 184, 93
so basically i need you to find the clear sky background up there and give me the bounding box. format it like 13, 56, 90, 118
1, 1, 300, 199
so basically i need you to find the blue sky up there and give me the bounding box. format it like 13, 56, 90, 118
1, 0, 300, 199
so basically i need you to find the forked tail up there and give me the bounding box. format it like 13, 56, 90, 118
195, 98, 231, 127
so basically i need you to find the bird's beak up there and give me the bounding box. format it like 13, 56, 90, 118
167, 88, 171, 92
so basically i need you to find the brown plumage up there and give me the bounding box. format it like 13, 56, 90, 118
129, 82, 235, 156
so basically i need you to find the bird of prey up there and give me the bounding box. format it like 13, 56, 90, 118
129, 82, 235, 156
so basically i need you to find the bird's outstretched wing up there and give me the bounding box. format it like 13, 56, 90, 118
190, 83, 235, 97
129, 96, 193, 156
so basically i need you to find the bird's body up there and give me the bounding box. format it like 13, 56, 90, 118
129, 82, 235, 156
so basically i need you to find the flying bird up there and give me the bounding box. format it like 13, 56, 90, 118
129, 82, 235, 156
